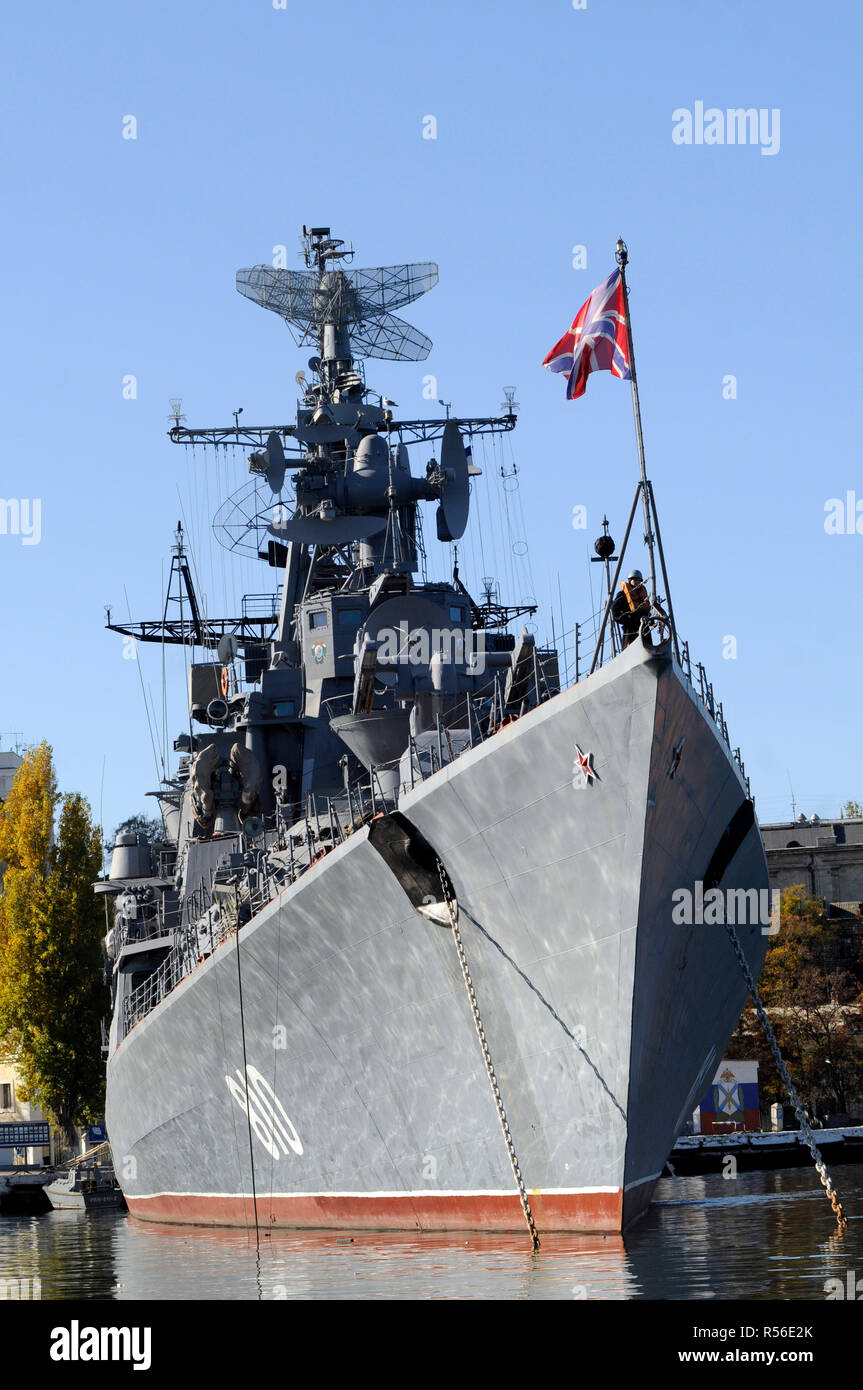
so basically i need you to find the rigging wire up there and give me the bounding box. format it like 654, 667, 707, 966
123, 584, 161, 785
504, 429, 537, 607
479, 436, 500, 600
217, 444, 231, 621
473, 435, 488, 581
496, 435, 519, 608
212, 934, 256, 1246
235, 909, 261, 1251
487, 435, 506, 599
160, 556, 168, 778
268, 868, 284, 1229
98, 755, 106, 867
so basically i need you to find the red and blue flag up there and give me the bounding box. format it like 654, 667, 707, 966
542, 269, 631, 400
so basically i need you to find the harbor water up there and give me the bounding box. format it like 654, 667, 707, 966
1, 1165, 861, 1301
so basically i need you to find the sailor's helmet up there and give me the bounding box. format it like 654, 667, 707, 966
628, 569, 644, 583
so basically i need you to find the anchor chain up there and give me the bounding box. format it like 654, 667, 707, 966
724, 917, 847, 1231
437, 860, 540, 1251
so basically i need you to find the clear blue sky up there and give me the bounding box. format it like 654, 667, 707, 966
1, 0, 859, 835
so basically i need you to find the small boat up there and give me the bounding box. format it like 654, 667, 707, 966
45, 1145, 126, 1211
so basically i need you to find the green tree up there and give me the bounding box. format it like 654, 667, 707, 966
841, 800, 863, 819
111, 812, 162, 845
0, 744, 108, 1147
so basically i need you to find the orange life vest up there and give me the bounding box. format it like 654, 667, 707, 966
621, 579, 648, 613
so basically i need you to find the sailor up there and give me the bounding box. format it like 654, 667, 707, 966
612, 569, 650, 647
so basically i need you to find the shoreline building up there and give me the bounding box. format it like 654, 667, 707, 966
0, 749, 23, 806
0, 1063, 51, 1168
761, 816, 863, 914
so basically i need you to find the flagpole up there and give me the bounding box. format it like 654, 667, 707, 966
615, 238, 657, 603
615, 237, 680, 663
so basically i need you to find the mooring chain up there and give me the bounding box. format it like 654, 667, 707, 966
437, 860, 540, 1251
724, 918, 847, 1231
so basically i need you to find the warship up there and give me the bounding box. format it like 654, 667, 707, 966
99, 227, 769, 1235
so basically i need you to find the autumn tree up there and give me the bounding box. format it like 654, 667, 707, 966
757, 887, 855, 1000
0, 744, 108, 1147
728, 886, 863, 1120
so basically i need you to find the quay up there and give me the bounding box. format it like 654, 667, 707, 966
667, 1125, 863, 1176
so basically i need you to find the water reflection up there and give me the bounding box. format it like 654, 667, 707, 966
0, 1166, 859, 1300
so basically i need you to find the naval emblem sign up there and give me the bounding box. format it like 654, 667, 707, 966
696, 1060, 761, 1134
713, 1067, 744, 1120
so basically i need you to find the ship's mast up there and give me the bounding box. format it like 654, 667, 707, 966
303, 226, 356, 388
122, 229, 528, 655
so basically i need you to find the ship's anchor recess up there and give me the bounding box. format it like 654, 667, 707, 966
367, 811, 453, 925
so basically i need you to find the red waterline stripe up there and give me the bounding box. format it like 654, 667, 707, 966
127, 1189, 624, 1232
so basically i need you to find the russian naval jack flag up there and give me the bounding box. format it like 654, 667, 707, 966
543, 268, 631, 400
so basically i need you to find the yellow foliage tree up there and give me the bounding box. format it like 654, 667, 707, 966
0, 743, 107, 1146
757, 885, 836, 1005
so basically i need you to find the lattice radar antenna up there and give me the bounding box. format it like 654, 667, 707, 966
213, 477, 275, 558
235, 248, 439, 361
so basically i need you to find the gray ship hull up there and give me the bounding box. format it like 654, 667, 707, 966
106, 638, 768, 1232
